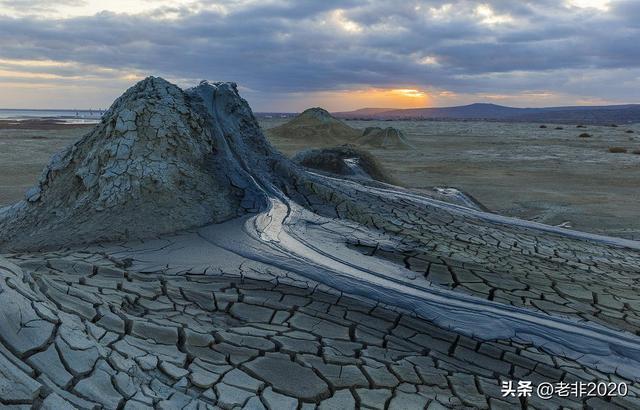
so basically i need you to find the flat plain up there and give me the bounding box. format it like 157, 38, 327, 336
0, 125, 92, 206
263, 118, 640, 239
1, 119, 639, 239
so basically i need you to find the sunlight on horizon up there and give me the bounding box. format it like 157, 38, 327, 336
295, 88, 432, 112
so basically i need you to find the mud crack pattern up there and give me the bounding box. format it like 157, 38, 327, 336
0, 253, 638, 409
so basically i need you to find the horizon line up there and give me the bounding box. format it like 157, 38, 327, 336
2, 101, 640, 114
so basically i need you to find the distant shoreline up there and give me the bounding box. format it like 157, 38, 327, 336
0, 119, 96, 130
0, 108, 104, 124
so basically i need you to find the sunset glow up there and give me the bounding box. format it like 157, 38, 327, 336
392, 89, 427, 98
294, 88, 431, 112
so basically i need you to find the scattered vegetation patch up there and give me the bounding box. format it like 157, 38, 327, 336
577, 124, 586, 128
555, 127, 563, 130
632, 149, 640, 155
626, 130, 634, 134
608, 147, 628, 153
610, 124, 618, 128
578, 133, 591, 138
539, 125, 547, 128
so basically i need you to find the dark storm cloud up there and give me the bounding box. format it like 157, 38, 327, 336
0, 0, 638, 104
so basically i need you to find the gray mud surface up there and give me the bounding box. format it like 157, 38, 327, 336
262, 118, 640, 239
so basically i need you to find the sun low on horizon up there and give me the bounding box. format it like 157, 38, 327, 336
293, 88, 433, 112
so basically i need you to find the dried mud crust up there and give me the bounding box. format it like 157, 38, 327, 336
1, 253, 638, 409
297, 174, 640, 335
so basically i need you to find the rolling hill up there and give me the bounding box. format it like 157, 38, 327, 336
333, 103, 640, 124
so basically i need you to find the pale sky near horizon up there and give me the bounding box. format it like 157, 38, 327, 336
0, 0, 637, 111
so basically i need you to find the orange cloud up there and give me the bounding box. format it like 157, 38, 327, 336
300, 87, 431, 111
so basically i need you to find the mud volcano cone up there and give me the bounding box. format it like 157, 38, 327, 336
292, 145, 396, 184
357, 126, 413, 149
0, 77, 291, 251
266, 107, 361, 145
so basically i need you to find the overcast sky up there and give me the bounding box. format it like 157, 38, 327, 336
0, 0, 638, 111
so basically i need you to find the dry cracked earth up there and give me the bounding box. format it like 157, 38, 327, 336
1, 77, 639, 409
3, 252, 638, 410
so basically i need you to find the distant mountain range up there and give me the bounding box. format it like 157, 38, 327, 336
332, 103, 640, 124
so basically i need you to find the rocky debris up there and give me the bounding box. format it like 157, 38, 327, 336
266, 107, 361, 145
357, 126, 413, 149
292, 145, 397, 184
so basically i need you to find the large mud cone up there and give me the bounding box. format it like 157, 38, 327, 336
0, 78, 291, 251
266, 107, 361, 145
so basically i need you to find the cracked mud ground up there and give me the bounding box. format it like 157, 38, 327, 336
2, 253, 638, 409
0, 77, 639, 409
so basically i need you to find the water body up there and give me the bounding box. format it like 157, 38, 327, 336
0, 108, 103, 124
